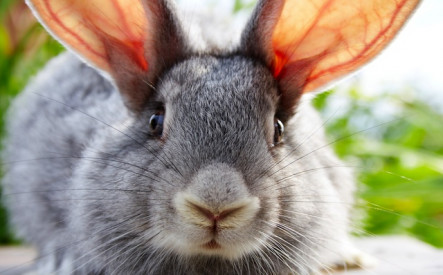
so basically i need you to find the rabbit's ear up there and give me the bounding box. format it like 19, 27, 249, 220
242, 0, 420, 117
27, 0, 186, 112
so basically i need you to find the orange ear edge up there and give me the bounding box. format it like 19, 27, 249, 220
26, 0, 114, 77
27, 0, 153, 77
275, 0, 422, 95
306, 0, 422, 92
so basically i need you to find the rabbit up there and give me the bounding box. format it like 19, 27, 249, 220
1, 0, 420, 274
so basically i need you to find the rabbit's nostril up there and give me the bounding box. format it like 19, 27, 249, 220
191, 203, 243, 222
191, 203, 217, 221
188, 203, 249, 233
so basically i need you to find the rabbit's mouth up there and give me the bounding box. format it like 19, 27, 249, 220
202, 239, 222, 250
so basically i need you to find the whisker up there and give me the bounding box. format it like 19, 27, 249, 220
276, 165, 356, 184
266, 235, 307, 274
0, 211, 144, 274
29, 92, 184, 179
255, 108, 341, 182
267, 117, 401, 178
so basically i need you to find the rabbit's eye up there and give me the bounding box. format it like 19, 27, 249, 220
273, 118, 284, 145
149, 111, 164, 136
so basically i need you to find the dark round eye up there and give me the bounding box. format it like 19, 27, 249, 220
149, 111, 164, 136
273, 118, 284, 145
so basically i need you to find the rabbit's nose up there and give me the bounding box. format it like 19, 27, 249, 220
192, 203, 239, 223
174, 192, 260, 232
173, 162, 260, 230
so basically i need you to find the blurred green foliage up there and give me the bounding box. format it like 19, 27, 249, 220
0, 0, 442, 248
313, 89, 443, 247
0, 0, 63, 243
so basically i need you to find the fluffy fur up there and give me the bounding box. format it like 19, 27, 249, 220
2, 1, 371, 274
3, 52, 355, 274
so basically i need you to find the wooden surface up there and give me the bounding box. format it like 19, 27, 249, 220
0, 236, 442, 274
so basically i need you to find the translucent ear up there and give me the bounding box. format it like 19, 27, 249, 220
27, 0, 186, 112
242, 0, 420, 115
27, 0, 148, 72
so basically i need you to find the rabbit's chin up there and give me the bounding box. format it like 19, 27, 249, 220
152, 229, 266, 260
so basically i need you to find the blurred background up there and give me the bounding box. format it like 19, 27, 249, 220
0, 0, 442, 248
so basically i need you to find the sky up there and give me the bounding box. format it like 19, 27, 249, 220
176, 0, 443, 108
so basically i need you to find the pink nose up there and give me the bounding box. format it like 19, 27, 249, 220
173, 191, 260, 233
193, 204, 239, 222
191, 204, 243, 233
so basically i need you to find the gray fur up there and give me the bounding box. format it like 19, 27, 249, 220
2, 3, 355, 275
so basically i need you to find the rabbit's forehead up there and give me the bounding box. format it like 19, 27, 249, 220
153, 56, 278, 165
158, 55, 278, 109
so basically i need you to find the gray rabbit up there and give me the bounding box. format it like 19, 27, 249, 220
2, 0, 420, 274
